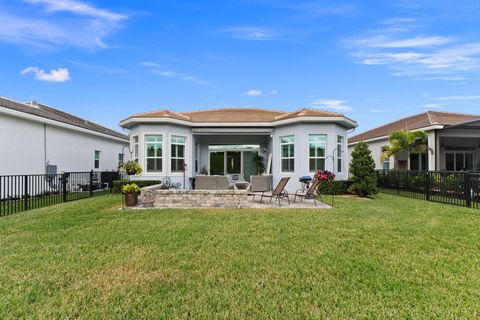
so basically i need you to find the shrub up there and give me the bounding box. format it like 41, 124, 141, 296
113, 180, 161, 193
318, 180, 352, 195
122, 183, 141, 194
349, 141, 378, 197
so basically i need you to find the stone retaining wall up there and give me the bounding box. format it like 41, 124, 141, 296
139, 185, 248, 208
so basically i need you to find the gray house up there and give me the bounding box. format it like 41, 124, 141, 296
348, 111, 480, 171
120, 108, 357, 191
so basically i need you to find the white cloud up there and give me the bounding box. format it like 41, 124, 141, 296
423, 103, 445, 109
357, 36, 453, 48
21, 67, 70, 82
24, 0, 126, 21
345, 18, 480, 80
225, 27, 276, 41
0, 1, 126, 50
141, 62, 210, 86
309, 99, 354, 111
245, 89, 263, 96
270, 90, 278, 95
434, 95, 480, 101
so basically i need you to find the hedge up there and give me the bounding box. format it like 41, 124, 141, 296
317, 180, 352, 195
112, 180, 161, 193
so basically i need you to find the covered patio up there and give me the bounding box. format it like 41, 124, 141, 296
436, 118, 480, 171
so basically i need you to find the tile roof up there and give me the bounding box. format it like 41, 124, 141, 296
349, 111, 480, 143
0, 97, 128, 140
125, 107, 348, 123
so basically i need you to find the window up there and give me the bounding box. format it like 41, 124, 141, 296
410, 153, 428, 171
171, 135, 185, 172
132, 136, 139, 162
118, 153, 124, 167
226, 151, 241, 174
337, 136, 344, 173
446, 152, 474, 171
309, 135, 326, 172
280, 136, 295, 172
145, 135, 163, 172
94, 150, 100, 169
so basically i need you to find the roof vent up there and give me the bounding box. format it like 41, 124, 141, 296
25, 101, 40, 108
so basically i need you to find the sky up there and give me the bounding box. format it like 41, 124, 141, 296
1, 0, 480, 135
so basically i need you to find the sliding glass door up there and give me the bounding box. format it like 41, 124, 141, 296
445, 152, 474, 171
208, 145, 260, 180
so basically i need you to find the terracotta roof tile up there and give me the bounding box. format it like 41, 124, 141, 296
349, 111, 480, 143
126, 107, 347, 123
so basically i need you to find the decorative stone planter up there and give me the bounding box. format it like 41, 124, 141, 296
124, 193, 138, 207
138, 185, 248, 208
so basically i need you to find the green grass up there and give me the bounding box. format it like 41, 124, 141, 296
0, 194, 479, 319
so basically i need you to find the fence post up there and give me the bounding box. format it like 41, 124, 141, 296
89, 170, 94, 197
465, 172, 472, 208
62, 172, 67, 203
23, 175, 29, 211
425, 171, 430, 201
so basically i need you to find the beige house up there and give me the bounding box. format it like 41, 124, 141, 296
348, 111, 480, 171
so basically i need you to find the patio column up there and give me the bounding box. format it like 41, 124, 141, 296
428, 131, 436, 171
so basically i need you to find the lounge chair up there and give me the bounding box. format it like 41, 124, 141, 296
257, 177, 291, 206
293, 178, 322, 206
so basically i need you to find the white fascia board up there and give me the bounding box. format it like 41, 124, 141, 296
119, 116, 358, 129
192, 128, 273, 135
347, 125, 444, 146
0, 107, 129, 143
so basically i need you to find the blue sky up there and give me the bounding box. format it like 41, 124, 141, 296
2, 0, 480, 134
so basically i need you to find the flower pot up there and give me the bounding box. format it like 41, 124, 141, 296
124, 193, 138, 207
126, 169, 137, 175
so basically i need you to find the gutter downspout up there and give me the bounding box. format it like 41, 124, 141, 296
44, 123, 47, 173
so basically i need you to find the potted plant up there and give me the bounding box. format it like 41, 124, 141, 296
122, 183, 141, 206
253, 154, 265, 175
120, 161, 143, 175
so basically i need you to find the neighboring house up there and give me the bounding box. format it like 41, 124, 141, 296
0, 97, 129, 175
348, 111, 480, 171
120, 107, 357, 191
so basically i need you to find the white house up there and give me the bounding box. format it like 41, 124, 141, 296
348, 111, 480, 171
120, 107, 357, 191
0, 97, 129, 175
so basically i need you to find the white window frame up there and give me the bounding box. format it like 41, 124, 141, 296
280, 135, 295, 173
94, 150, 100, 169
132, 135, 139, 162
171, 135, 186, 173
309, 134, 327, 172
337, 135, 344, 174
145, 134, 164, 173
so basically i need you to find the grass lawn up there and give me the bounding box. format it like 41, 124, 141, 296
0, 194, 479, 319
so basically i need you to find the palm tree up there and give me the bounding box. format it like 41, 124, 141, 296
381, 130, 432, 170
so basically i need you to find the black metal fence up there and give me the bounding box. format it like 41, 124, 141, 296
0, 171, 119, 216
376, 170, 480, 209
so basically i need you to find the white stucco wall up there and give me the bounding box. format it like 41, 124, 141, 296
128, 124, 193, 188
0, 113, 128, 175
272, 123, 349, 192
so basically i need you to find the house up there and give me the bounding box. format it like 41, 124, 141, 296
120, 108, 357, 191
0, 97, 129, 175
348, 111, 480, 171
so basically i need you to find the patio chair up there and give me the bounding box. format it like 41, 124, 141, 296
248, 175, 272, 195
216, 176, 229, 190
257, 177, 291, 206
293, 178, 322, 206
